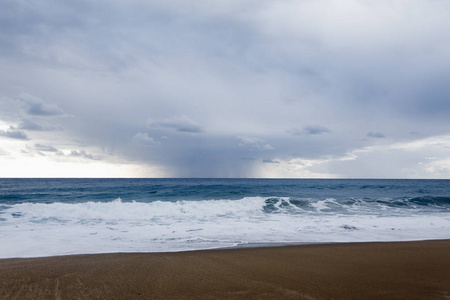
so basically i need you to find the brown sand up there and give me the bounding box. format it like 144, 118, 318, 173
1, 240, 449, 299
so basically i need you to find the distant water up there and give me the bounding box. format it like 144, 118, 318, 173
1, 178, 449, 258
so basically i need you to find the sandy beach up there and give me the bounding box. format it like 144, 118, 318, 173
1, 240, 449, 299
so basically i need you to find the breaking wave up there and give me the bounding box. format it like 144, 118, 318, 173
1, 196, 449, 258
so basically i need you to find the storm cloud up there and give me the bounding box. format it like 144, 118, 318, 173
19, 94, 64, 116
17, 119, 46, 131
34, 144, 58, 152
367, 132, 386, 139
288, 126, 331, 136
149, 115, 203, 133
0, 0, 450, 178
0, 130, 29, 140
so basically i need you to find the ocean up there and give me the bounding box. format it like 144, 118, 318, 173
1, 178, 449, 258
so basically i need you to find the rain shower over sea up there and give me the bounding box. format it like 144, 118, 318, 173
1, 178, 449, 258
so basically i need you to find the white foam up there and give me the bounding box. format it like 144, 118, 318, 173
0, 197, 449, 258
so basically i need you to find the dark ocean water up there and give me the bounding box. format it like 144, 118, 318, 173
2, 178, 450, 205
0, 178, 449, 258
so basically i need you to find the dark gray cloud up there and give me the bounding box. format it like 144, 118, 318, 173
19, 94, 64, 116
15, 118, 61, 132
367, 132, 386, 139
149, 116, 203, 133
0, 130, 29, 140
17, 118, 46, 131
262, 159, 281, 164
34, 144, 58, 152
288, 126, 331, 136
304, 126, 331, 135
69, 150, 97, 160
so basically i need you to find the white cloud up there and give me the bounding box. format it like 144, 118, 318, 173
325, 134, 450, 178
256, 156, 338, 178
0, 155, 165, 178
423, 158, 450, 176
238, 136, 274, 151
251, 134, 450, 178
0, 148, 8, 156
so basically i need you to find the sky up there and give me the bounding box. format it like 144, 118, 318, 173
1, 0, 450, 178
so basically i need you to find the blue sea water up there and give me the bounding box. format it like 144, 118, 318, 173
1, 178, 449, 258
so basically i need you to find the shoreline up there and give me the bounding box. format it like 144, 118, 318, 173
1, 240, 450, 299
1, 238, 448, 260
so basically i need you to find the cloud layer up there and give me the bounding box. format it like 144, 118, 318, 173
1, 0, 450, 178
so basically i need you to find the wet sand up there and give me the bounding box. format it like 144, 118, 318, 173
1, 240, 449, 299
